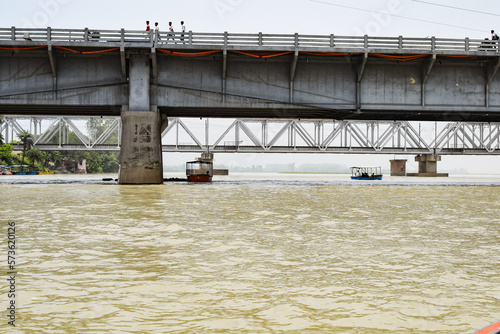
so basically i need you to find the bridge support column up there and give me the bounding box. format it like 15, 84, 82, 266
390, 159, 407, 176
407, 154, 448, 177
119, 110, 163, 184
119, 53, 163, 184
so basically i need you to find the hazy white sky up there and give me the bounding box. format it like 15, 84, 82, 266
3, 0, 497, 38
3, 0, 500, 173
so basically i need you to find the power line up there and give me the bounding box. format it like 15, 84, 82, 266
411, 0, 500, 17
308, 0, 484, 33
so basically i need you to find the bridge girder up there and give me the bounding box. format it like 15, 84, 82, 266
3, 116, 500, 155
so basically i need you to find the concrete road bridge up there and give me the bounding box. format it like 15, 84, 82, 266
2, 27, 500, 182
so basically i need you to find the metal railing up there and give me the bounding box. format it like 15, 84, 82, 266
1, 27, 498, 54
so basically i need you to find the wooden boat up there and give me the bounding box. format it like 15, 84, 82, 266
350, 166, 383, 180
186, 160, 213, 182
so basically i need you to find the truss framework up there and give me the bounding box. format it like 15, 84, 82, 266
3, 116, 500, 155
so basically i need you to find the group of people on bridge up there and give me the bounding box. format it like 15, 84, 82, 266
146, 20, 185, 44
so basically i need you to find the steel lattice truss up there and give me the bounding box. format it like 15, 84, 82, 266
3, 116, 500, 155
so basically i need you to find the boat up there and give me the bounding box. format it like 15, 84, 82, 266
0, 166, 12, 175
186, 160, 213, 182
350, 166, 383, 180
0, 165, 55, 175
474, 320, 500, 334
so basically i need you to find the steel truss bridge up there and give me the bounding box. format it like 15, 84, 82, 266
3, 116, 500, 156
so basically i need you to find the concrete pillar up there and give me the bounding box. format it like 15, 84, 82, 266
407, 154, 448, 177
390, 159, 407, 176
119, 54, 163, 184
200, 152, 214, 162
119, 110, 163, 184
415, 154, 440, 173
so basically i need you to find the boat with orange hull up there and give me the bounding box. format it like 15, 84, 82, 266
474, 320, 500, 334
187, 174, 212, 182
186, 160, 213, 182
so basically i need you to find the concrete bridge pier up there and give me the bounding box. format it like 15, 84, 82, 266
119, 54, 163, 184
407, 154, 448, 177
390, 159, 407, 176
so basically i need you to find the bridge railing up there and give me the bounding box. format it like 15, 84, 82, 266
1, 27, 498, 54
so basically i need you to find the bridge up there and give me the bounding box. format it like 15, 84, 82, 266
2, 27, 500, 182
4, 116, 500, 156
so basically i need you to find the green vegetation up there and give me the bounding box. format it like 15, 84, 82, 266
0, 144, 17, 165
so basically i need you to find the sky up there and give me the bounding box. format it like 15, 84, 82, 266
2, 0, 500, 173
2, 0, 497, 39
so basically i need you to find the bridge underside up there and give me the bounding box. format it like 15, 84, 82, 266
157, 107, 500, 122
0, 105, 499, 122
0, 104, 121, 116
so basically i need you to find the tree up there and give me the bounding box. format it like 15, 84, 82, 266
0, 144, 14, 165
25, 148, 44, 168
45, 151, 63, 169
16, 130, 34, 171
100, 152, 119, 172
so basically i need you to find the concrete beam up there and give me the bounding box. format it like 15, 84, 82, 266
487, 57, 500, 86
128, 54, 150, 111
151, 47, 158, 83
48, 45, 57, 78
120, 46, 126, 78
222, 49, 227, 102
357, 52, 368, 83
423, 54, 436, 85
290, 50, 299, 82
222, 49, 227, 80
290, 50, 299, 103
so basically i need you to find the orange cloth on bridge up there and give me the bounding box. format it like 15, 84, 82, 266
301, 52, 362, 56
230, 51, 293, 58
157, 50, 221, 57
0, 46, 47, 50
53, 46, 119, 54
370, 53, 429, 61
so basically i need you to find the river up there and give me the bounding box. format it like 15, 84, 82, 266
1, 173, 500, 333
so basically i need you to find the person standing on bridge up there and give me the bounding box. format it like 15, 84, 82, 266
146, 21, 151, 40
492, 30, 499, 47
180, 21, 186, 44
155, 22, 161, 42
168, 22, 176, 44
